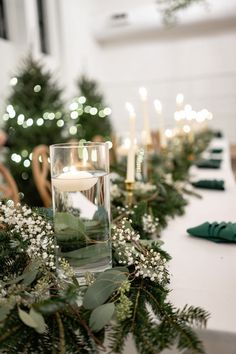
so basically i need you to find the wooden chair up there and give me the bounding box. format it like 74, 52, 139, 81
32, 145, 52, 208
0, 163, 19, 204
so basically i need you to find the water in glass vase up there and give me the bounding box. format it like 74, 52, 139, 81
52, 170, 111, 280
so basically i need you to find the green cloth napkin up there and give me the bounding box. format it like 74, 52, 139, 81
187, 222, 236, 243
195, 159, 221, 169
210, 148, 223, 153
191, 179, 225, 190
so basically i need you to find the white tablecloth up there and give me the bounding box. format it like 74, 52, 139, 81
124, 138, 236, 354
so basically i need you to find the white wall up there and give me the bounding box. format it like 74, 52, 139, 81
0, 0, 236, 142
90, 0, 236, 142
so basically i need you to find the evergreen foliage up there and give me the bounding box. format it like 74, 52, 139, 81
3, 55, 65, 206
69, 75, 112, 141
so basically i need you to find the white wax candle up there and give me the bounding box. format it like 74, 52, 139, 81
176, 93, 184, 110
125, 102, 136, 182
139, 87, 152, 145
52, 170, 98, 192
154, 99, 166, 149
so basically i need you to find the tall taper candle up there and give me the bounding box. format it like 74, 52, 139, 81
154, 99, 166, 149
125, 102, 136, 182
139, 87, 152, 146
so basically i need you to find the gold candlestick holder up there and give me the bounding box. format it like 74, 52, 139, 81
125, 180, 135, 206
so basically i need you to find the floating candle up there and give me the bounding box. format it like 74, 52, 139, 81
52, 170, 98, 192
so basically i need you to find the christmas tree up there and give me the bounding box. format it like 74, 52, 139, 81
3, 55, 65, 206
67, 75, 112, 141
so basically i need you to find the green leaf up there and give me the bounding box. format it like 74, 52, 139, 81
18, 307, 38, 329
22, 262, 40, 286
29, 308, 47, 334
83, 270, 127, 310
89, 303, 115, 332
0, 303, 14, 322
55, 212, 85, 233
59, 243, 110, 267
35, 298, 65, 315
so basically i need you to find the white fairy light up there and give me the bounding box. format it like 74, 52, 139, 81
78, 96, 86, 104
98, 110, 105, 118
26, 118, 33, 127
48, 113, 55, 120
23, 159, 31, 167
69, 102, 79, 111
69, 126, 77, 135
17, 114, 25, 125
57, 119, 64, 127
43, 112, 49, 119
84, 105, 91, 113
104, 107, 112, 115
36, 118, 44, 126
34, 85, 41, 93
70, 111, 79, 119
90, 107, 98, 115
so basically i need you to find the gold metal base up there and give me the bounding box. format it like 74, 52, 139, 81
125, 180, 135, 205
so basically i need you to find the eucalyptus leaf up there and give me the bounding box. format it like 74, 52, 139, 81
22, 262, 40, 286
55, 212, 85, 233
35, 299, 65, 315
89, 303, 115, 332
83, 270, 127, 310
18, 307, 38, 329
30, 308, 47, 334
59, 243, 111, 267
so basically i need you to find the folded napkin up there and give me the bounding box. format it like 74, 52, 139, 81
195, 159, 221, 169
191, 179, 225, 190
210, 148, 223, 154
187, 222, 236, 243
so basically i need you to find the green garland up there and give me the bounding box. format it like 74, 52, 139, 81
0, 132, 212, 353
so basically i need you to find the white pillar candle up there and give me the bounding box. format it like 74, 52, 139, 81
139, 87, 152, 146
52, 170, 98, 192
125, 102, 136, 182
154, 99, 166, 149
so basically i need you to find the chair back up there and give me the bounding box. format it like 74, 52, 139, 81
0, 163, 19, 204
32, 145, 51, 207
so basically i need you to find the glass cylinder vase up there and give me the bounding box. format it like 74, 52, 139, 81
50, 142, 111, 280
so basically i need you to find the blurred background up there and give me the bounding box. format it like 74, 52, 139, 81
1, 0, 236, 137
0, 0, 236, 204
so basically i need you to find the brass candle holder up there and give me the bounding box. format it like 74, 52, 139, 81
125, 180, 135, 206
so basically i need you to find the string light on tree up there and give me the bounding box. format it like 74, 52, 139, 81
3, 55, 65, 206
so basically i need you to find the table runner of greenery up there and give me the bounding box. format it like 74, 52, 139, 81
0, 131, 213, 354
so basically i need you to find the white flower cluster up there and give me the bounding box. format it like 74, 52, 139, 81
164, 173, 173, 185
116, 205, 135, 218
112, 219, 167, 283
0, 202, 56, 270
142, 213, 159, 235
110, 183, 122, 200
135, 182, 157, 194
